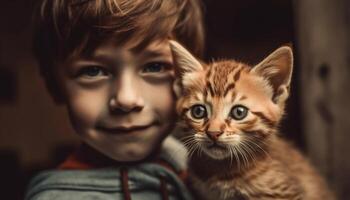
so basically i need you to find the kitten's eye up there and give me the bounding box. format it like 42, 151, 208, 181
230, 105, 248, 120
77, 66, 109, 78
142, 62, 171, 73
190, 105, 207, 119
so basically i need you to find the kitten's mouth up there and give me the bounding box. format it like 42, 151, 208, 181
202, 142, 230, 160
207, 142, 226, 150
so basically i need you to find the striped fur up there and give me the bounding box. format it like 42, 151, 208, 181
170, 41, 334, 200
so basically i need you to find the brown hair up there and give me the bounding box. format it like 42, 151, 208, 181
33, 0, 205, 103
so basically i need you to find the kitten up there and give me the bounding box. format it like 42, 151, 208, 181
169, 41, 334, 200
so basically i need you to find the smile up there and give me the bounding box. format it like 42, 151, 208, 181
97, 124, 154, 135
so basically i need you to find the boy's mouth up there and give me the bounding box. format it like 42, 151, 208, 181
96, 124, 154, 135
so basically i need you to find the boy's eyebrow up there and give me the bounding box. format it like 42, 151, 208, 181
81, 46, 172, 63
140, 49, 171, 58
79, 52, 124, 65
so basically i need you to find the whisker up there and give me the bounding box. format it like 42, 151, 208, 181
187, 144, 196, 158
180, 135, 196, 141
239, 142, 255, 168
182, 138, 195, 146
232, 146, 241, 171
241, 141, 257, 166
237, 145, 249, 168
228, 145, 234, 166
197, 143, 204, 157
246, 138, 270, 159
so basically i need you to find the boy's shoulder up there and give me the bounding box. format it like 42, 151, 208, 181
25, 168, 122, 200
25, 136, 191, 200
159, 135, 188, 172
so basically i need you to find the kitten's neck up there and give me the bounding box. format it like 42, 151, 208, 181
189, 142, 272, 181
189, 153, 246, 181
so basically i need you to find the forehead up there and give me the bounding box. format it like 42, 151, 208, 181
204, 61, 250, 95
94, 38, 170, 56
236, 73, 271, 99
69, 37, 171, 62
209, 61, 246, 80
192, 61, 272, 102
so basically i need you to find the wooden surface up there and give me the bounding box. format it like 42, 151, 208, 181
294, 0, 350, 198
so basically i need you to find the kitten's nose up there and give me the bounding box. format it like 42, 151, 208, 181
206, 131, 223, 141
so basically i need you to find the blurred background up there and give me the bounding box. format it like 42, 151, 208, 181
0, 0, 349, 199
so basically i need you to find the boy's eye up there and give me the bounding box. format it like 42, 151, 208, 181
77, 66, 109, 78
142, 62, 171, 73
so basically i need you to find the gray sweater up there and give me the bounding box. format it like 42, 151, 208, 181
25, 136, 193, 200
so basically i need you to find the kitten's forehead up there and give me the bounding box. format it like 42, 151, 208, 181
206, 60, 251, 95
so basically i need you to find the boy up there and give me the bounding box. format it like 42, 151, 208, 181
25, 0, 204, 199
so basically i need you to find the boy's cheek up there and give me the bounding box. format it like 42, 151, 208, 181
65, 87, 109, 128
143, 82, 176, 116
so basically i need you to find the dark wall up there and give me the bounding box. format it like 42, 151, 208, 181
0, 1, 78, 199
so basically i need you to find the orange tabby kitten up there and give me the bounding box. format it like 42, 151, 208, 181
169, 41, 334, 200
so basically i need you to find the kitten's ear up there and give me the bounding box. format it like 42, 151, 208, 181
169, 40, 203, 74
169, 40, 204, 97
252, 46, 293, 105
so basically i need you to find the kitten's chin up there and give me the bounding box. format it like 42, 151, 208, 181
202, 145, 231, 160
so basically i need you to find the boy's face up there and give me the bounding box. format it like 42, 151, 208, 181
55, 39, 176, 161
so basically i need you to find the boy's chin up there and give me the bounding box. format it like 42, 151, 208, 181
92, 141, 160, 162
106, 153, 148, 162
80, 125, 168, 162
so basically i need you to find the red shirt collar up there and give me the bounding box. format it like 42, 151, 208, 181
58, 143, 188, 182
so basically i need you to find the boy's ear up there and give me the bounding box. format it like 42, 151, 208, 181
169, 40, 204, 97
251, 46, 293, 105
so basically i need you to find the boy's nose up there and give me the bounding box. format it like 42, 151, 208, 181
110, 77, 145, 113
